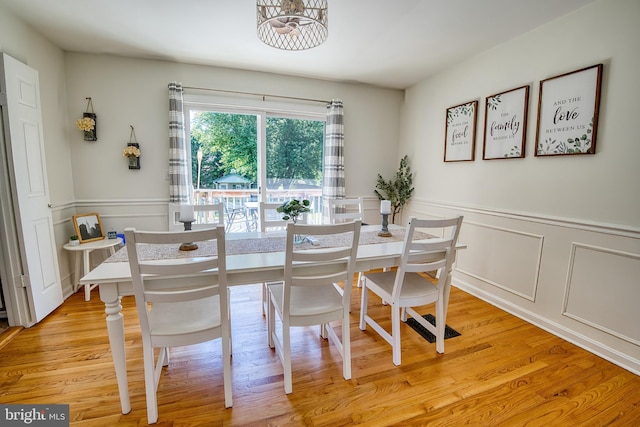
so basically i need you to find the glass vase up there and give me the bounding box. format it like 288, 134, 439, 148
292, 216, 304, 244
128, 155, 140, 170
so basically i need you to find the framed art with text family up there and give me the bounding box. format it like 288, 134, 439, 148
535, 64, 603, 156
483, 85, 529, 160
444, 100, 478, 162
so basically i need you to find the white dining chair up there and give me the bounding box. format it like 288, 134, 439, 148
328, 197, 366, 289
359, 216, 463, 366
267, 220, 361, 394
328, 197, 364, 224
258, 201, 294, 316
168, 203, 225, 231
259, 201, 289, 232
125, 225, 232, 424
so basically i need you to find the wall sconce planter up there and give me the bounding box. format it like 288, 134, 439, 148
76, 97, 97, 141
123, 125, 141, 170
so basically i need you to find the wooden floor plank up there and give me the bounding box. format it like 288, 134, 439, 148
0, 281, 638, 426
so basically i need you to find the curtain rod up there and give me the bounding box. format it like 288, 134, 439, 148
182, 85, 330, 105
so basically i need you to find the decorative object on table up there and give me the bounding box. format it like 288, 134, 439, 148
75, 97, 97, 141
277, 199, 311, 243
256, 0, 328, 51
483, 85, 530, 160
444, 100, 478, 162
123, 125, 141, 169
378, 200, 392, 237
107, 230, 118, 239
72, 212, 105, 243
178, 204, 198, 251
374, 155, 414, 224
69, 234, 80, 246
535, 64, 603, 156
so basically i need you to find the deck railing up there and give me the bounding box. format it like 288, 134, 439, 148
193, 188, 324, 231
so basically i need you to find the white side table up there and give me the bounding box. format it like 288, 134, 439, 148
64, 237, 123, 301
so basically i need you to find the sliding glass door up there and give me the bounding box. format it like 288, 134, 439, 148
185, 105, 325, 230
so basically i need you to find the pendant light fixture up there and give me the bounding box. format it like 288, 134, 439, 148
257, 0, 328, 50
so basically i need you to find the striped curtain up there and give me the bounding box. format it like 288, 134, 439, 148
168, 82, 191, 203
322, 99, 345, 221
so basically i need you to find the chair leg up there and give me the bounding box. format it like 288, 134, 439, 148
283, 319, 292, 394
142, 341, 159, 424
320, 323, 328, 339
359, 281, 368, 330
268, 291, 275, 349
391, 305, 402, 366
342, 313, 351, 380
435, 298, 445, 354
222, 320, 233, 408
261, 282, 267, 316
162, 347, 170, 366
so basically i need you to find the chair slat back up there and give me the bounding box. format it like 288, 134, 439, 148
284, 221, 361, 300
391, 216, 463, 300
168, 203, 225, 231
125, 226, 227, 307
328, 198, 364, 224
259, 202, 289, 232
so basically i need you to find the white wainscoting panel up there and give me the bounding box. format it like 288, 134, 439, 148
563, 243, 640, 346
456, 221, 543, 301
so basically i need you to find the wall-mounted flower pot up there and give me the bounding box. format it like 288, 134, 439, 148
127, 143, 140, 170
83, 112, 97, 141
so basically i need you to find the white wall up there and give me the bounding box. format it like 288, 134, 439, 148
63, 53, 404, 232
399, 0, 640, 373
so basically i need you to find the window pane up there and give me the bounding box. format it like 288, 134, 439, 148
266, 116, 324, 224
189, 110, 258, 231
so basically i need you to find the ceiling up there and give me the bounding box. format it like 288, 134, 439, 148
1, 0, 597, 90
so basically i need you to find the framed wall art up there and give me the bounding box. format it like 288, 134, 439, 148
483, 85, 529, 160
444, 100, 478, 162
73, 212, 105, 243
535, 64, 603, 156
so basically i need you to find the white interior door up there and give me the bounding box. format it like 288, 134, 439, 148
2, 53, 63, 323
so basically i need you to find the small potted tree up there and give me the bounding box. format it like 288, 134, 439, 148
374, 155, 414, 224
69, 234, 80, 246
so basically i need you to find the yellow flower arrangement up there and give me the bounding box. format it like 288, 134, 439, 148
75, 116, 96, 132
122, 145, 141, 158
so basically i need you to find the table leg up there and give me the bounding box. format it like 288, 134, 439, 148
73, 252, 81, 293
83, 250, 92, 301
102, 286, 131, 414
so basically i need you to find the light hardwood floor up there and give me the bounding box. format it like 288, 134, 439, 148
0, 278, 638, 426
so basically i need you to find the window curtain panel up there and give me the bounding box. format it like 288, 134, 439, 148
168, 82, 192, 203
322, 99, 345, 221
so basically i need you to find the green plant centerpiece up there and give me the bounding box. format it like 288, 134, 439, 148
69, 234, 79, 246
277, 199, 311, 243
374, 154, 414, 224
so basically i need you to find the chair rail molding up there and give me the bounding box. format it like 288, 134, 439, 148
411, 198, 640, 238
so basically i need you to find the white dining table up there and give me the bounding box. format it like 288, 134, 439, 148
79, 224, 462, 414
